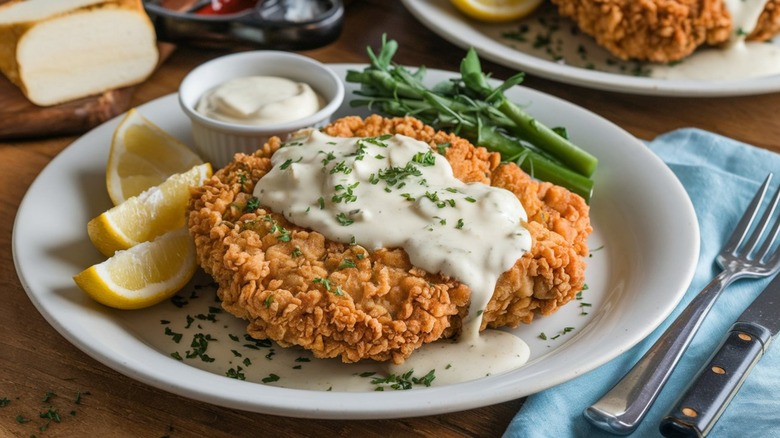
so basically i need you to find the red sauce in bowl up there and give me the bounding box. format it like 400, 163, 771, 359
195, 0, 258, 15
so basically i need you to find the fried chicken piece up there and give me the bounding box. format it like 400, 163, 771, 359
550, 0, 780, 62
188, 115, 591, 364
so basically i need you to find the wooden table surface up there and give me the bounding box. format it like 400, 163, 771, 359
2, 2, 780, 437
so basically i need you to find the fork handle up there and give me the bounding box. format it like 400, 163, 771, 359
583, 271, 734, 435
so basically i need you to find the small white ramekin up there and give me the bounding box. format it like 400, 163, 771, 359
179, 51, 345, 168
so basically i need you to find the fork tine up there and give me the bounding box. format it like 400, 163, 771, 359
721, 173, 773, 256
745, 177, 780, 260
756, 185, 780, 264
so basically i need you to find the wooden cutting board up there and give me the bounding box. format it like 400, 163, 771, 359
0, 76, 135, 140
0, 43, 175, 140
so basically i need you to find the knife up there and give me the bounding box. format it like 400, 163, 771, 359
659, 273, 780, 437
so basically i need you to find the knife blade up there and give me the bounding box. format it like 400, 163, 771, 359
659, 272, 780, 437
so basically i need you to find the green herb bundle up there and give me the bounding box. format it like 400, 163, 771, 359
346, 35, 598, 202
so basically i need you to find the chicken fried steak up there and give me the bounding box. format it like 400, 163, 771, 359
187, 115, 591, 364
550, 0, 780, 62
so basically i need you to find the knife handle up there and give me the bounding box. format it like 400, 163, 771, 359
659, 322, 772, 437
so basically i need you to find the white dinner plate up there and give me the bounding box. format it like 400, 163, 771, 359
402, 0, 780, 97
13, 64, 699, 419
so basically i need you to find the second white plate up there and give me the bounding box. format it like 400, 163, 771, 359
402, 0, 780, 96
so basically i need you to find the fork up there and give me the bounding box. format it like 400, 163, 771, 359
583, 173, 780, 435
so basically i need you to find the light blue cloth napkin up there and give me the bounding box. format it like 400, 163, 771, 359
504, 128, 780, 438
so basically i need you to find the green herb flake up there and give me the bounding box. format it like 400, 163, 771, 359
338, 259, 357, 270
39, 408, 61, 423
292, 246, 303, 258
262, 374, 280, 384
164, 327, 183, 343
244, 196, 261, 212
336, 212, 354, 226
279, 158, 294, 170
411, 150, 436, 166
370, 369, 436, 390
226, 366, 246, 380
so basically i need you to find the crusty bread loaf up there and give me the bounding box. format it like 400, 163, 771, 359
0, 0, 158, 106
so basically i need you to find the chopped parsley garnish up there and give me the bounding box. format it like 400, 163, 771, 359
186, 333, 216, 362
226, 366, 246, 380
411, 150, 436, 166
329, 160, 352, 175
263, 214, 291, 242
362, 134, 392, 147
313, 277, 344, 296
292, 246, 303, 258
369, 369, 436, 390
335, 212, 354, 226
377, 163, 422, 187
332, 182, 359, 204
262, 374, 280, 384
263, 294, 274, 308
39, 408, 61, 423
279, 158, 294, 170
244, 196, 261, 212
164, 327, 183, 343
338, 259, 357, 270
456, 218, 465, 229
320, 151, 337, 166
170, 295, 188, 308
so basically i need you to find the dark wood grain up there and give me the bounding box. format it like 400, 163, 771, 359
1, 1, 780, 437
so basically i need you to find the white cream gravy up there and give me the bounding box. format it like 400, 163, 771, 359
253, 130, 533, 383
650, 0, 780, 80
195, 76, 322, 125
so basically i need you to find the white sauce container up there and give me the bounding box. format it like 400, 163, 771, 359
179, 51, 345, 168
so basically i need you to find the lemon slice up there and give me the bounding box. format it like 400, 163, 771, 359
107, 109, 204, 205
449, 0, 544, 22
74, 227, 197, 309
88, 163, 212, 257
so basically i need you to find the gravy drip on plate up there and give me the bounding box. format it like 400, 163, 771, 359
253, 130, 533, 381
651, 0, 780, 80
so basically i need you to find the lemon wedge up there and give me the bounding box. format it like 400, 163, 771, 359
88, 163, 212, 257
74, 227, 197, 310
107, 109, 203, 205
449, 0, 544, 22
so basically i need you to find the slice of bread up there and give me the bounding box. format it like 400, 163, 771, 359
0, 0, 158, 106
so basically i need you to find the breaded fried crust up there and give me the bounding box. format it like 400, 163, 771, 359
188, 115, 591, 364
551, 0, 780, 62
